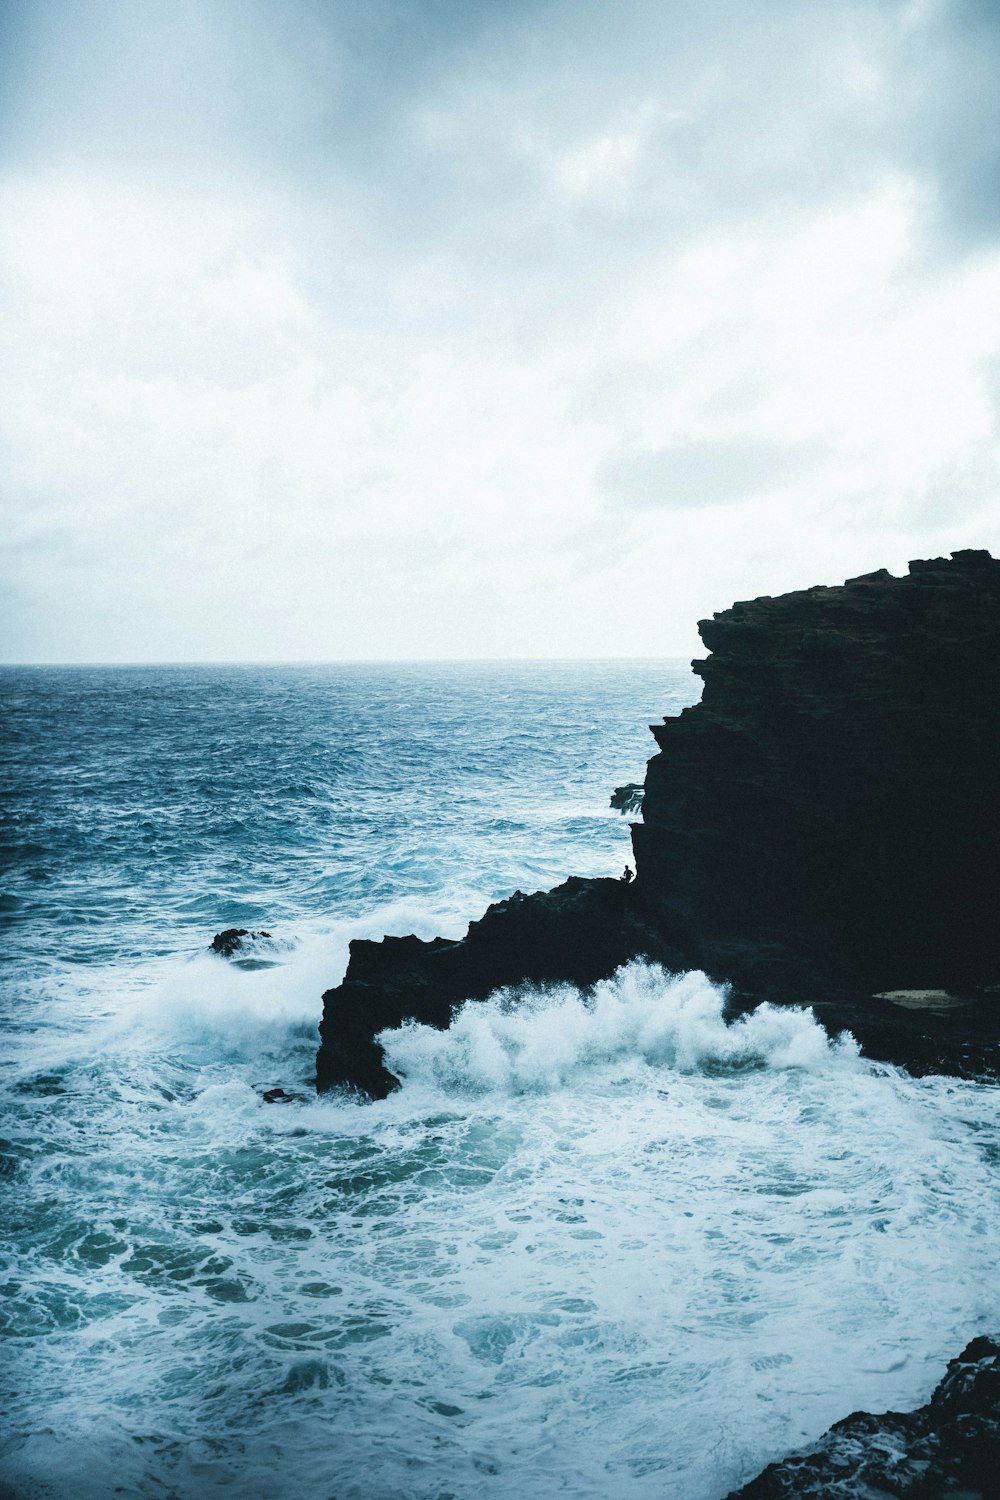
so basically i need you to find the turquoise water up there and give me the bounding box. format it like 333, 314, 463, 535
2, 662, 999, 1499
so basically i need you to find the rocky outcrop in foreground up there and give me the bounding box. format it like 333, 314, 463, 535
728, 1337, 1000, 1498
317, 876, 674, 1096
316, 551, 1000, 1096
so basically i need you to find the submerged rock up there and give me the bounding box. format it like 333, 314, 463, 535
728, 1337, 1000, 1498
316, 551, 1000, 1097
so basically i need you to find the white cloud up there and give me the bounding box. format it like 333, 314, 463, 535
2, 0, 1000, 660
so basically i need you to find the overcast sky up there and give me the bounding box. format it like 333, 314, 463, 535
2, 0, 1000, 661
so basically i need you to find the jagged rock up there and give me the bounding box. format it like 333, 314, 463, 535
316, 551, 1000, 1096
727, 1337, 1000, 1497
634, 549, 1000, 994
610, 781, 645, 813
316, 877, 678, 1097
210, 927, 273, 958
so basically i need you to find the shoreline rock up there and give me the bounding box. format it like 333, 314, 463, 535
316, 876, 677, 1096
727, 1337, 1000, 1497
633, 548, 1000, 997
316, 550, 1000, 1098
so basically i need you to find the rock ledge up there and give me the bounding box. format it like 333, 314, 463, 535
728, 1337, 1000, 1498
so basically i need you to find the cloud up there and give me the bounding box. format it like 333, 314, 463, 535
600, 439, 819, 510
1, 0, 1000, 660
893, 0, 1000, 249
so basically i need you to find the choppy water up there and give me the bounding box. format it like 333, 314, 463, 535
2, 662, 999, 1500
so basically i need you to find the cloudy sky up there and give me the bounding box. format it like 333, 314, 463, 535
2, 0, 1000, 661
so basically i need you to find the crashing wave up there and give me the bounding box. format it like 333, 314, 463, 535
379, 961, 858, 1095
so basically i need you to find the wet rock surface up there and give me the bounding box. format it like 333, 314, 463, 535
316, 876, 677, 1097
210, 927, 273, 958
727, 1337, 1000, 1498
316, 550, 1000, 1099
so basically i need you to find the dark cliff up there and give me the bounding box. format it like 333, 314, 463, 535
316, 550, 1000, 1097
634, 547, 1000, 995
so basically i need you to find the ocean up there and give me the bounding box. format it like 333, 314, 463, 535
2, 661, 999, 1500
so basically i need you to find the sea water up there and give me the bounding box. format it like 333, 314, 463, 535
2, 662, 999, 1500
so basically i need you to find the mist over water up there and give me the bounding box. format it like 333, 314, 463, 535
3, 663, 999, 1499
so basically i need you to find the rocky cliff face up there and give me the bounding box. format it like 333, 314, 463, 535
316, 550, 1000, 1098
633, 548, 1000, 996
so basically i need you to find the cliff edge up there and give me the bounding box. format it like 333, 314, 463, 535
634, 547, 1000, 995
316, 550, 1000, 1097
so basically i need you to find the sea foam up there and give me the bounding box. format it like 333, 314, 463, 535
380, 963, 859, 1095
4, 663, 999, 1500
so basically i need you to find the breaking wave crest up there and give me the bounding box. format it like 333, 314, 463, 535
379, 962, 860, 1094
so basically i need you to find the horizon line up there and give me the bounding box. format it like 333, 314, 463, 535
0, 653, 696, 669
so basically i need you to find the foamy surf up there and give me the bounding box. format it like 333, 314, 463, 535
4, 664, 999, 1500
379, 964, 860, 1095
5, 956, 1000, 1500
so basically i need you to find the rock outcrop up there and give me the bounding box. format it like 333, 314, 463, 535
210, 927, 273, 958
316, 876, 677, 1095
316, 551, 1000, 1097
210, 927, 284, 970
727, 1337, 1000, 1498
610, 780, 645, 813
633, 548, 1000, 997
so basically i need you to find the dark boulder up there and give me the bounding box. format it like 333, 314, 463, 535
210, 928, 273, 958
728, 1337, 1000, 1497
